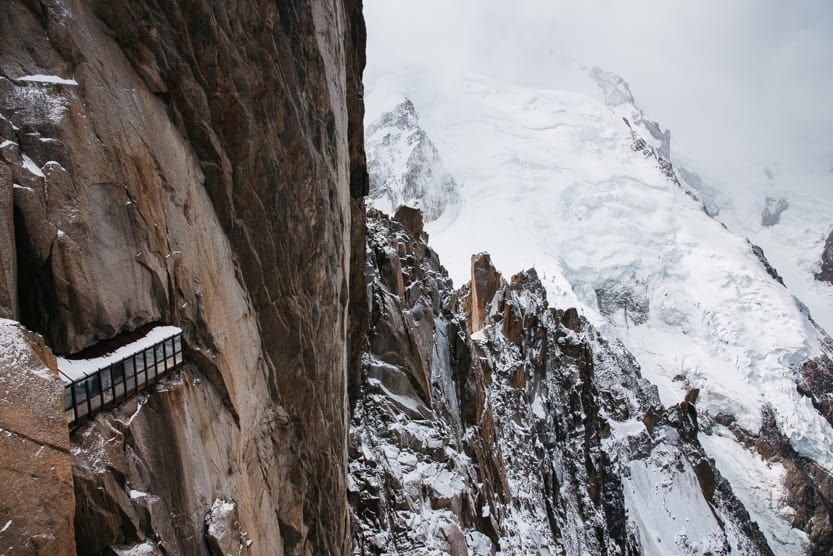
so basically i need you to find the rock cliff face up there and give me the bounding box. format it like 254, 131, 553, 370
1, 0, 366, 553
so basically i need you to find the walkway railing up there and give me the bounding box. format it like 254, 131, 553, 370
58, 328, 184, 426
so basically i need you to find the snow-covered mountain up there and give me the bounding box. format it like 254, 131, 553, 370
365, 98, 460, 222
361, 66, 833, 554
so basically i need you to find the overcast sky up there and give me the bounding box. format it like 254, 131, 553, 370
365, 0, 833, 180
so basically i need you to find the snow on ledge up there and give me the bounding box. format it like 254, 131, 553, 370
57, 325, 182, 383
15, 74, 78, 86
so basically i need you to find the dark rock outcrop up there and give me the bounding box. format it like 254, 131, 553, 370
817, 230, 833, 285
393, 204, 425, 239
751, 243, 786, 286
728, 407, 833, 554
762, 196, 789, 227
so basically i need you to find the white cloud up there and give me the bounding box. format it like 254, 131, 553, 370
365, 0, 833, 179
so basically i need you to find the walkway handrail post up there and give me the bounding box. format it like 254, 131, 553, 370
162, 337, 168, 374
84, 375, 91, 419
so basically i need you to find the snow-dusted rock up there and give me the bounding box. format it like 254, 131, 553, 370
0, 319, 75, 555
762, 196, 790, 227
366, 98, 461, 222
205, 499, 250, 556
350, 210, 781, 553
816, 230, 833, 285
591, 66, 671, 160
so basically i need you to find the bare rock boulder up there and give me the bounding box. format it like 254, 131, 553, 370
394, 204, 425, 239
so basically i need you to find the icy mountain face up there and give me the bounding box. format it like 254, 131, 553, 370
592, 67, 730, 221
692, 157, 833, 341
675, 165, 724, 218
365, 68, 833, 553
365, 99, 460, 222
350, 209, 778, 554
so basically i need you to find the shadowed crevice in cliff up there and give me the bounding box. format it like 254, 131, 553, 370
346, 0, 370, 410
13, 202, 59, 347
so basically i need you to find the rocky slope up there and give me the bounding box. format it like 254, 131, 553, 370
1, 0, 366, 553
349, 208, 782, 554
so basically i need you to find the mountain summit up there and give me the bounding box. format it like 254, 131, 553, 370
366, 98, 461, 222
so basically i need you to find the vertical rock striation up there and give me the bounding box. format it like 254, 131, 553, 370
1, 0, 367, 553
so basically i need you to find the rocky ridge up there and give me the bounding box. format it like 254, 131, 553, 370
349, 208, 780, 554
366, 67, 833, 554
592, 66, 729, 222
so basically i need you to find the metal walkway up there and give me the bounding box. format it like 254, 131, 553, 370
57, 325, 184, 426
